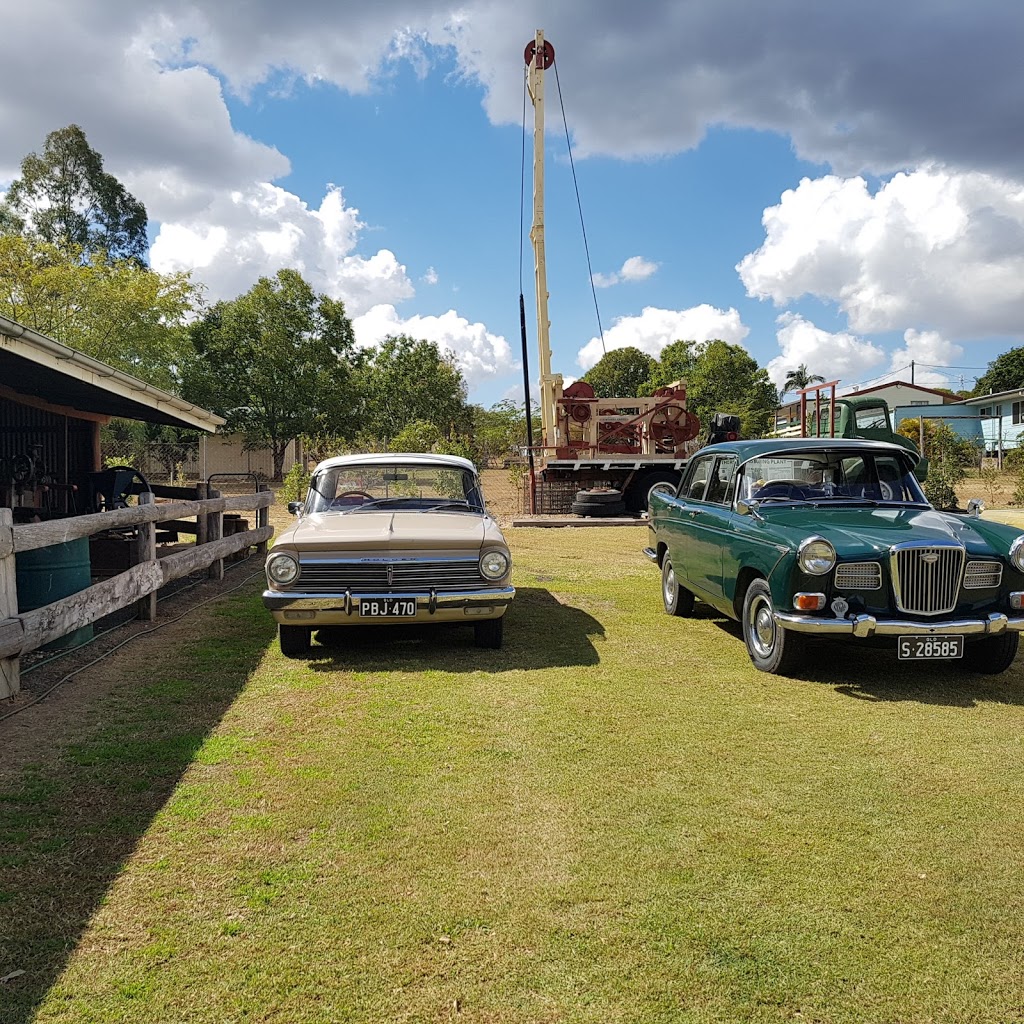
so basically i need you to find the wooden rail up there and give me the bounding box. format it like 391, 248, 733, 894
0, 487, 274, 700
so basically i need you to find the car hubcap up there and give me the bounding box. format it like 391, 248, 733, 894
663, 564, 675, 608
749, 594, 776, 658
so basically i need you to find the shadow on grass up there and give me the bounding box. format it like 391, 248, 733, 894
306, 587, 605, 671
0, 590, 276, 1024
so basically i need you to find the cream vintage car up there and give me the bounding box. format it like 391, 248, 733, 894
263, 453, 514, 657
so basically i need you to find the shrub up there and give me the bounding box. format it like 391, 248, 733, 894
279, 461, 310, 503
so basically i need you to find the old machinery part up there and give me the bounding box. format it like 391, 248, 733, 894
648, 406, 701, 453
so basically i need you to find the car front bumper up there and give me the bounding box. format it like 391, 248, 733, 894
775, 610, 1024, 638
263, 587, 515, 625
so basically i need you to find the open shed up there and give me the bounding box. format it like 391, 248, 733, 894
0, 315, 273, 701
0, 314, 223, 516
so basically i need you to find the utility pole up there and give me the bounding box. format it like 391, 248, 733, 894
910, 360, 915, 384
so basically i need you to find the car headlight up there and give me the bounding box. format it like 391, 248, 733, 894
266, 552, 300, 586
1010, 536, 1024, 573
480, 550, 510, 580
798, 536, 836, 575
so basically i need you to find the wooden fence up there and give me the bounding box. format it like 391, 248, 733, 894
0, 487, 274, 699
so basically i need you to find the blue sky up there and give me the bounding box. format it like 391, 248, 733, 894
3, 2, 1023, 406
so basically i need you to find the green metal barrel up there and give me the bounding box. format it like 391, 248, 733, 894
15, 538, 94, 650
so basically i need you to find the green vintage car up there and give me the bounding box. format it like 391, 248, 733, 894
644, 438, 1024, 675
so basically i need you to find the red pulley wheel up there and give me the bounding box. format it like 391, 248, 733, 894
524, 39, 555, 70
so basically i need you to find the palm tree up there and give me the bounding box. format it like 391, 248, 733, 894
783, 364, 825, 396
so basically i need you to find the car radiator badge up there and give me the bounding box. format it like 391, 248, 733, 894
831, 597, 850, 618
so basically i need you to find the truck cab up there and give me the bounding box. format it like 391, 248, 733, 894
806, 397, 928, 479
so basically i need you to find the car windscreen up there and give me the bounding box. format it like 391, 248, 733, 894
740, 451, 926, 504
306, 463, 484, 513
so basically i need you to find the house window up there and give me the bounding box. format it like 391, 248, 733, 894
910, 400, 928, 406
1014, 402, 1024, 425
980, 406, 993, 417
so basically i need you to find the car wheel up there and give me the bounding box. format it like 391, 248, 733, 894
963, 633, 1019, 675
741, 579, 805, 674
474, 616, 504, 649
279, 625, 312, 659
661, 556, 694, 616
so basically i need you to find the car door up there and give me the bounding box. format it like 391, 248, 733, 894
684, 456, 738, 601
665, 454, 716, 595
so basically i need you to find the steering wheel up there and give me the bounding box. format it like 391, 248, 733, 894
753, 480, 808, 500
330, 489, 375, 509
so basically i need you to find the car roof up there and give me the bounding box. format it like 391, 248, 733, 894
312, 452, 478, 474
697, 437, 918, 465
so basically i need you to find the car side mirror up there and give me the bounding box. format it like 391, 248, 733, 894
287, 501, 303, 516
966, 497, 985, 518
736, 499, 752, 516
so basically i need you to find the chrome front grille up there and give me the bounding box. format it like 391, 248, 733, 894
890, 544, 964, 615
297, 558, 489, 593
964, 561, 1002, 589
834, 562, 882, 590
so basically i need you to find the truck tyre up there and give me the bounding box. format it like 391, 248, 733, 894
574, 488, 623, 504
279, 625, 312, 659
741, 579, 806, 675
572, 499, 627, 517
964, 633, 1019, 674
626, 471, 681, 513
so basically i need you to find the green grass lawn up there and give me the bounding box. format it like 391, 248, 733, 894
4, 528, 1024, 1023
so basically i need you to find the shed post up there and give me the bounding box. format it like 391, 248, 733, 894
256, 484, 271, 556
208, 488, 224, 580
133, 492, 158, 621
0, 509, 20, 698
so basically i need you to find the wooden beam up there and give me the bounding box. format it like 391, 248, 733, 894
161, 526, 272, 584
0, 382, 111, 424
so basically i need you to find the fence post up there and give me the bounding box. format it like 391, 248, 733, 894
195, 482, 208, 547
256, 484, 271, 556
208, 488, 224, 581
133, 492, 158, 621
0, 509, 19, 698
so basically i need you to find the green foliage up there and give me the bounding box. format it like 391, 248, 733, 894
280, 462, 311, 503
1003, 448, 1024, 471
581, 347, 656, 398
683, 340, 779, 438
976, 466, 1003, 505
640, 340, 695, 392
355, 335, 469, 443
470, 400, 537, 465
0, 125, 148, 264
922, 423, 967, 508
183, 269, 357, 480
782, 363, 825, 397
975, 347, 1024, 396
0, 235, 198, 390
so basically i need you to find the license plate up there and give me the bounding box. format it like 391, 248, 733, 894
359, 598, 417, 618
897, 635, 964, 660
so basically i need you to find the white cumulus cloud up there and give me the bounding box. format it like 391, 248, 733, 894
151, 183, 414, 315
739, 168, 1024, 338
592, 255, 660, 288
352, 304, 515, 387
767, 313, 886, 394
577, 304, 748, 371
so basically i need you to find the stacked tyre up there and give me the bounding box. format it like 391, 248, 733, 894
571, 488, 627, 517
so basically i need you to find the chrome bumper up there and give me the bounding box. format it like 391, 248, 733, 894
775, 610, 1024, 638
263, 587, 515, 614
